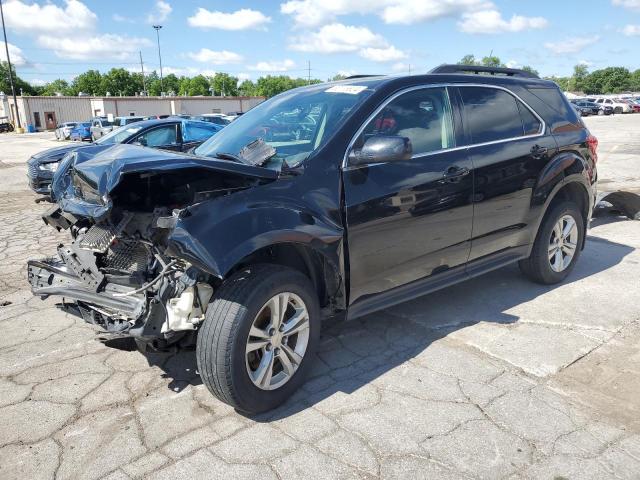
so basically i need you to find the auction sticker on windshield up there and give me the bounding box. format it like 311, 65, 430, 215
325, 85, 367, 94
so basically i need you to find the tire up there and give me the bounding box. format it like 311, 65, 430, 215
597, 109, 604, 116
196, 264, 320, 414
519, 201, 584, 285
614, 107, 623, 114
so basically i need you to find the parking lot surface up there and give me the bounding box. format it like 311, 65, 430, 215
0, 116, 639, 480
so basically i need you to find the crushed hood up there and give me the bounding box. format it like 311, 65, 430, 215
51, 144, 279, 219
30, 142, 92, 164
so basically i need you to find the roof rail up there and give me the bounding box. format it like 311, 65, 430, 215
429, 64, 539, 79
343, 74, 383, 79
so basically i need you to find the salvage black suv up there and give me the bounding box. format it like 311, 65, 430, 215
28, 65, 598, 413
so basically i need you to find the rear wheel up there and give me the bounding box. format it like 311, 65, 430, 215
614, 106, 623, 114
519, 201, 584, 284
196, 264, 320, 414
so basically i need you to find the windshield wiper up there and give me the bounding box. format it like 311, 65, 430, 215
213, 152, 243, 163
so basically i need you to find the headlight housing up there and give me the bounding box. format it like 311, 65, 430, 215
39, 162, 59, 172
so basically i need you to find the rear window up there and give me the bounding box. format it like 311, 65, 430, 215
459, 87, 524, 144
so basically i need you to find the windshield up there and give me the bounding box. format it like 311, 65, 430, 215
95, 125, 143, 145
194, 85, 372, 168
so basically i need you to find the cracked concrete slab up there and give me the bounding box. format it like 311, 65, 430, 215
0, 117, 639, 479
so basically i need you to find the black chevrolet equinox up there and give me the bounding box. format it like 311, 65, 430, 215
29, 65, 597, 413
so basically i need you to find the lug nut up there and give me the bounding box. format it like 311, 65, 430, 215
265, 343, 272, 351
268, 327, 276, 336
279, 324, 285, 332
274, 347, 280, 355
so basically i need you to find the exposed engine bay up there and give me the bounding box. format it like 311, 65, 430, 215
29, 207, 218, 349
27, 144, 279, 350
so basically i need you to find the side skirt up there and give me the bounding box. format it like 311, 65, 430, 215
346, 245, 530, 320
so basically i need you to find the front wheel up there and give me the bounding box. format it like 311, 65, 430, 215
519, 201, 584, 284
196, 264, 320, 414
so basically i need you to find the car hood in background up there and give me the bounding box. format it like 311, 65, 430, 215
31, 143, 92, 164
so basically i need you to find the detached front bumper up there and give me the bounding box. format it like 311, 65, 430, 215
27, 258, 146, 319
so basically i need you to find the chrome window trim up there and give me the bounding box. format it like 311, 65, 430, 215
342, 83, 546, 170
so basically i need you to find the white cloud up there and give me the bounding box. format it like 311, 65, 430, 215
112, 13, 134, 23
290, 23, 387, 53
505, 60, 522, 69
187, 49, 244, 64
381, 0, 490, 25
187, 8, 271, 30
391, 62, 411, 72
621, 24, 640, 36
289, 22, 405, 63
147, 1, 172, 24
36, 34, 152, 60
360, 46, 407, 62
544, 36, 600, 55
29, 78, 48, 87
3, 0, 96, 33
158, 66, 217, 77
0, 41, 28, 66
613, 0, 640, 10
247, 59, 296, 71
237, 72, 252, 81
578, 59, 594, 67
280, 0, 491, 27
458, 9, 548, 33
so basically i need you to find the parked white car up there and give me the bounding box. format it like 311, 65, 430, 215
594, 98, 632, 114
54, 122, 79, 140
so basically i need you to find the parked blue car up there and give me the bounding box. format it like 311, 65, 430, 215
28, 118, 223, 195
69, 122, 92, 141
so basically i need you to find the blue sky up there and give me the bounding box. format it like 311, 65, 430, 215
1, 0, 639, 86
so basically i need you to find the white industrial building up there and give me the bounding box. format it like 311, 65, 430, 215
0, 94, 264, 131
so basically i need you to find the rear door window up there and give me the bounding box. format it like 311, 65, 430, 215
182, 122, 220, 142
459, 87, 524, 144
134, 125, 178, 147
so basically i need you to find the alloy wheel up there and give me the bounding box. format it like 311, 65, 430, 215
548, 214, 579, 273
245, 292, 310, 391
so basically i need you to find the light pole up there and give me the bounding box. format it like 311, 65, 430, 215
0, 0, 21, 129
153, 25, 163, 94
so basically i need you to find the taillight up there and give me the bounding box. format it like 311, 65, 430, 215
587, 134, 598, 164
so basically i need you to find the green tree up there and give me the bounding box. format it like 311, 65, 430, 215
545, 76, 570, 91
459, 54, 479, 66
211, 73, 238, 96
100, 68, 137, 96
163, 74, 180, 95
71, 69, 103, 96
238, 79, 256, 96
40, 79, 72, 96
584, 67, 632, 94
329, 73, 347, 81
481, 55, 504, 67
521, 65, 539, 76
567, 64, 589, 92
0, 61, 36, 96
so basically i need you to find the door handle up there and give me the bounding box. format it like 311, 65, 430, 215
441, 165, 470, 182
530, 145, 548, 159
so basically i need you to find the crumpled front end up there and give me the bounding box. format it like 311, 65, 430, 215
29, 144, 277, 349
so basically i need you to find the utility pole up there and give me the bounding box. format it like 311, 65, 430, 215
0, 0, 21, 128
139, 51, 147, 95
153, 25, 163, 93
307, 60, 311, 85
408, 64, 412, 75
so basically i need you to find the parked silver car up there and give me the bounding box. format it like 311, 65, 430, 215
54, 122, 78, 140
89, 117, 114, 141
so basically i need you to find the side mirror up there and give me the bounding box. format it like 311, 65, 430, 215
134, 138, 147, 147
349, 135, 412, 166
